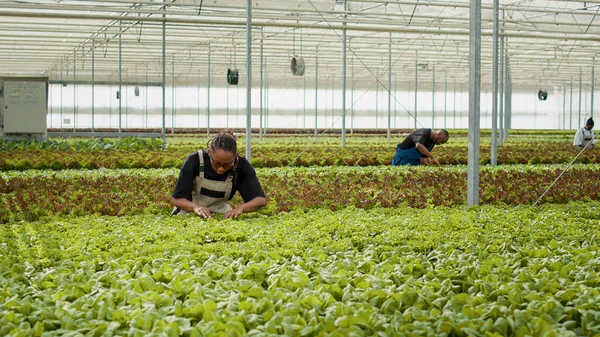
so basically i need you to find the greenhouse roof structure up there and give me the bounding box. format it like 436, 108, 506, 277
0, 0, 598, 90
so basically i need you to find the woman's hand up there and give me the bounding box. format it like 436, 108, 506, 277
193, 206, 212, 218
224, 207, 244, 219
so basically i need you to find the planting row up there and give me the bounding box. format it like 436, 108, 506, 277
1, 142, 597, 170
2, 165, 599, 222
1, 204, 599, 336
0, 137, 166, 152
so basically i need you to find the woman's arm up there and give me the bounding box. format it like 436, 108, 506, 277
224, 196, 267, 219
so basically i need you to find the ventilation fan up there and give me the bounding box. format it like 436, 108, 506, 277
227, 68, 239, 85
291, 56, 305, 76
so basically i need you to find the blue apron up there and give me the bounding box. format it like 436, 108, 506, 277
392, 144, 433, 166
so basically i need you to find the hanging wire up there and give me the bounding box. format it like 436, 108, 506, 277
533, 129, 599, 206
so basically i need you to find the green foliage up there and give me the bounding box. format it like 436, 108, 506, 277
0, 137, 166, 152
1, 135, 598, 170
1, 203, 599, 336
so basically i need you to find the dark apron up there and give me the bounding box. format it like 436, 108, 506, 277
172, 150, 234, 215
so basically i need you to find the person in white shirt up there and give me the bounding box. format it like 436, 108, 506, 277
573, 117, 596, 148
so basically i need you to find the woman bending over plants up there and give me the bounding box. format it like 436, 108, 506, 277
171, 131, 267, 219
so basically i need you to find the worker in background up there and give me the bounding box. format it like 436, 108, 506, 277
171, 130, 267, 219
392, 128, 449, 166
573, 117, 596, 149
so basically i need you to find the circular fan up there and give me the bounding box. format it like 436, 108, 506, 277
291, 56, 305, 76
227, 68, 239, 85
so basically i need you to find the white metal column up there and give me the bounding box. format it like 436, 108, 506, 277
491, 0, 499, 165
161, 15, 166, 140
592, 57, 595, 120
444, 74, 447, 129
563, 85, 566, 130
432, 64, 435, 128
342, 0, 347, 147
118, 25, 122, 135
91, 41, 95, 132
207, 47, 211, 135
246, 0, 252, 160
579, 69, 583, 127
415, 57, 418, 129
499, 10, 505, 145
468, 0, 482, 206
260, 33, 263, 140
387, 32, 392, 141
351, 57, 355, 135
570, 79, 573, 129
315, 49, 318, 136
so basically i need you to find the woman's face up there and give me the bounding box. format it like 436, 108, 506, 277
209, 148, 235, 174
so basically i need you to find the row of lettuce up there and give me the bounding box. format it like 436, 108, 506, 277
1, 204, 599, 336
2, 165, 599, 222
1, 143, 597, 170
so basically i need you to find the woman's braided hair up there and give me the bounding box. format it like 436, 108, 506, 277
207, 130, 239, 183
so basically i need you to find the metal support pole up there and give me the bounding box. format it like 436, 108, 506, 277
507, 64, 512, 135
304, 75, 307, 130
125, 69, 128, 129
394, 76, 397, 129
376, 75, 379, 130
579, 69, 583, 127
200, 61, 203, 127
73, 49, 77, 133
351, 57, 354, 135
563, 85, 566, 130
226, 85, 229, 128
415, 56, 418, 129
387, 32, 392, 141
171, 55, 175, 135
246, 0, 252, 161
161, 15, 166, 140
432, 64, 435, 128
592, 57, 595, 119
91, 41, 95, 132
60, 66, 63, 129
118, 24, 122, 135
145, 64, 148, 129
499, 10, 505, 145
468, 0, 481, 206
50, 69, 53, 128
265, 57, 268, 134
260, 33, 263, 140
332, 79, 336, 128
207, 47, 211, 135
453, 79, 456, 128
444, 73, 447, 129
342, 1, 347, 147
491, 0, 499, 166
570, 79, 573, 129
315, 49, 319, 136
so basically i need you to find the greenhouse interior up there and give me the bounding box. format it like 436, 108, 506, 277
1, 0, 600, 336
